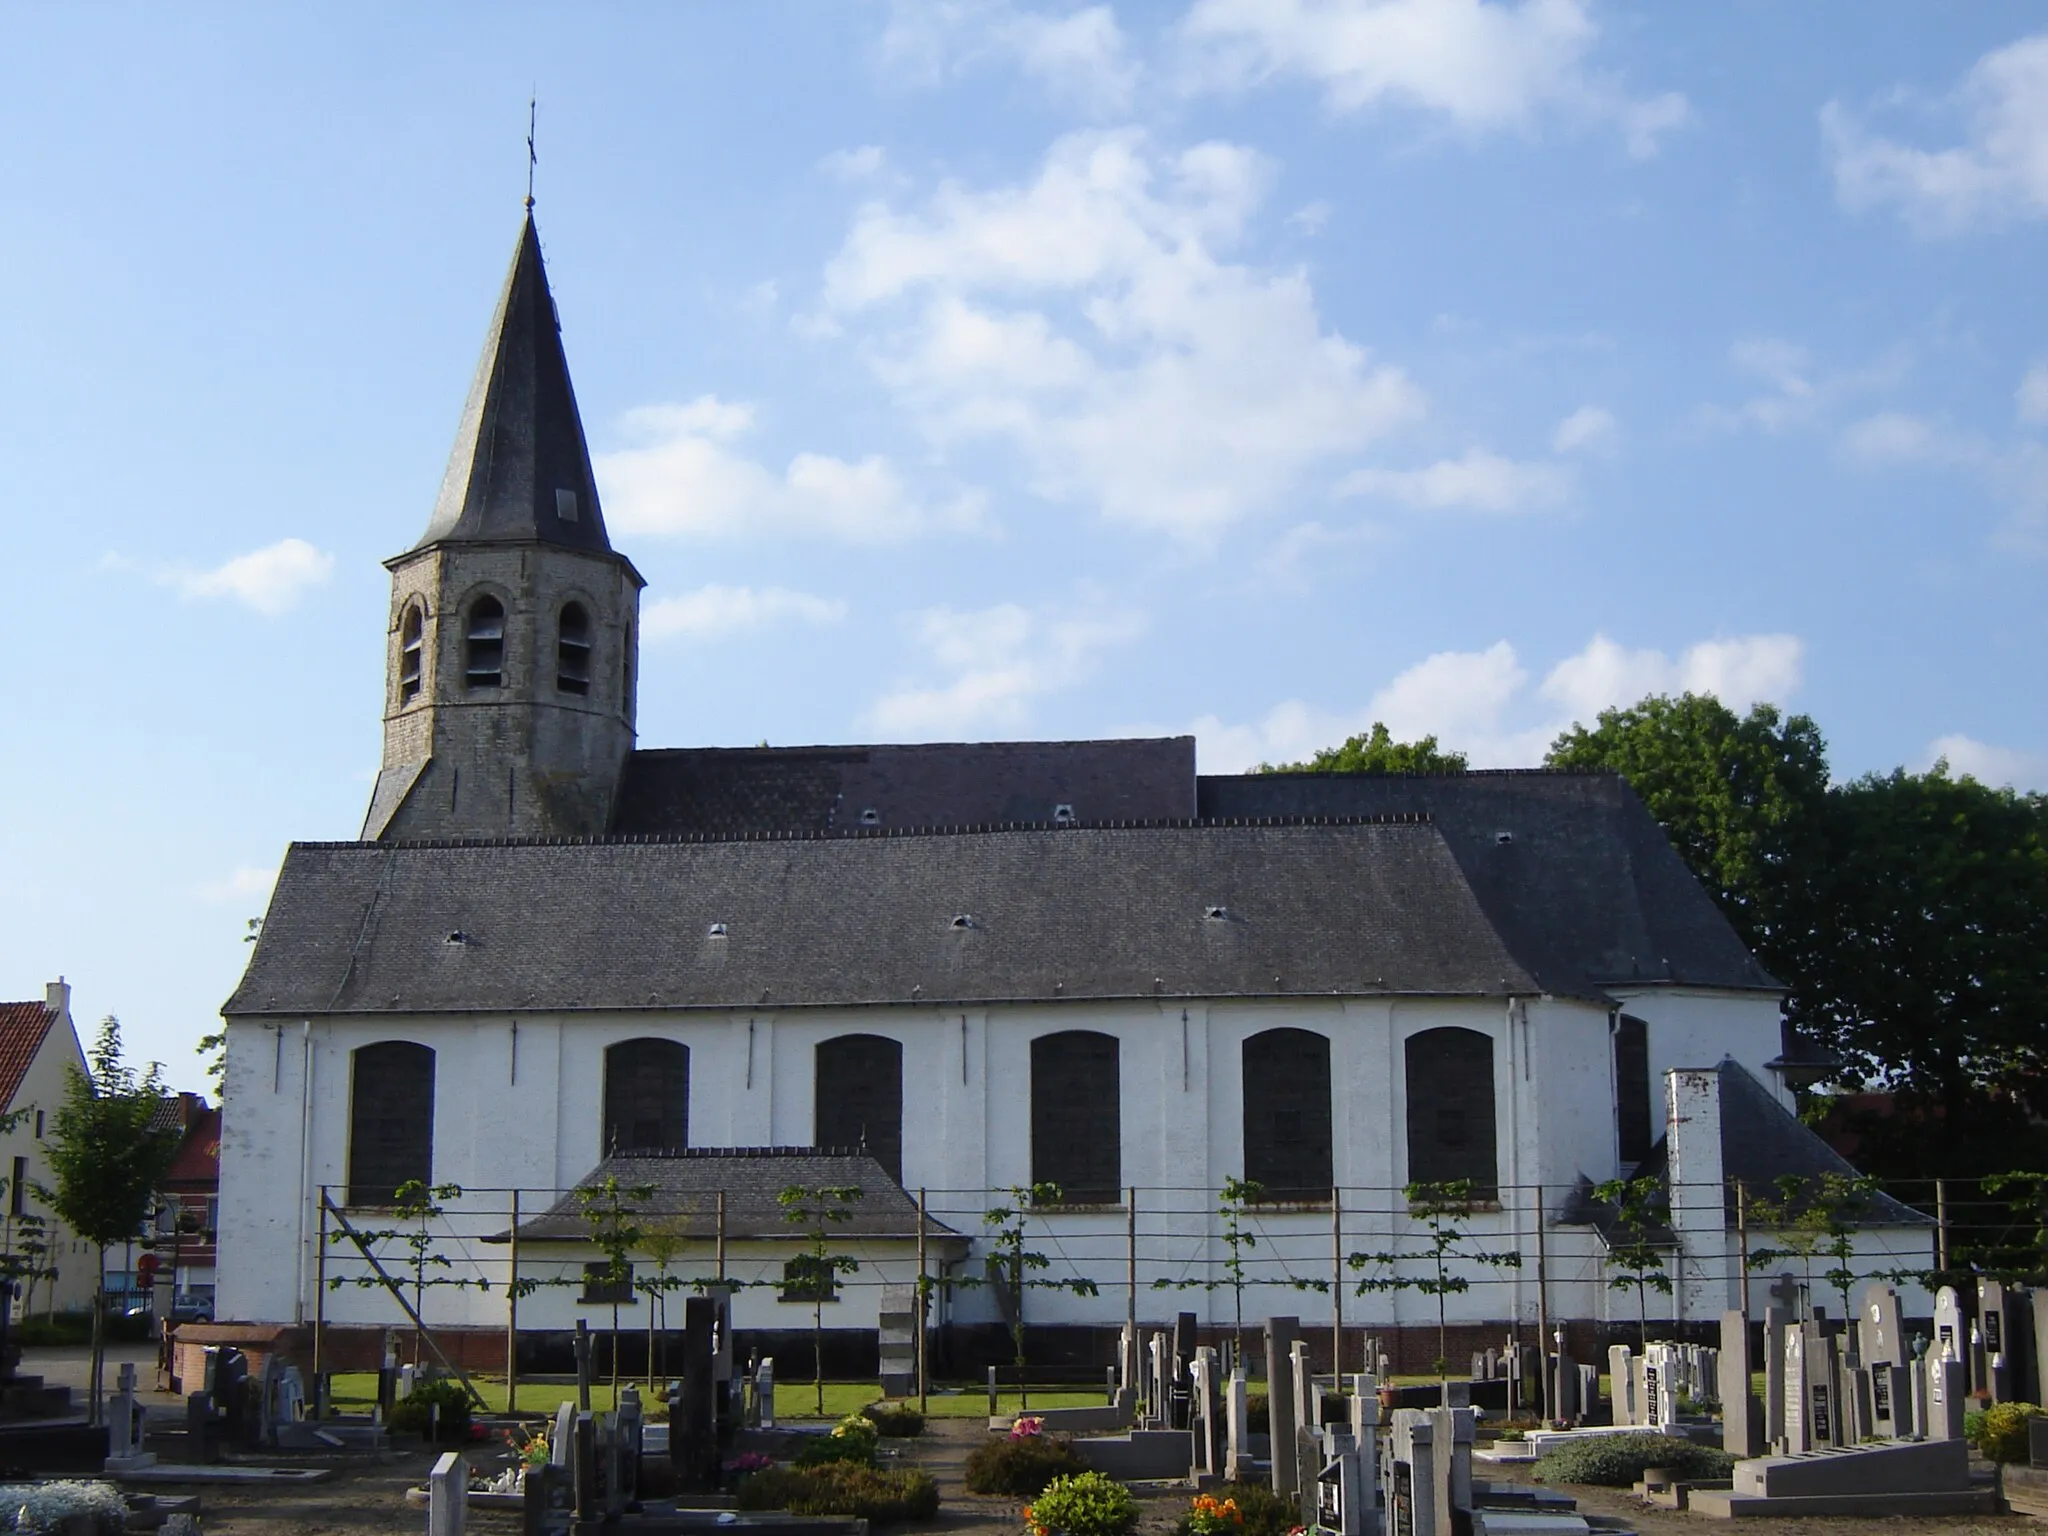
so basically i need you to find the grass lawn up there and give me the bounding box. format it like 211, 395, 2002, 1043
326, 1373, 1106, 1420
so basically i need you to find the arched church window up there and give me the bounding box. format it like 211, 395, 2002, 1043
1614, 1014, 1654, 1167
398, 604, 424, 705
557, 603, 592, 695
1243, 1027, 1332, 1200
347, 1041, 434, 1206
465, 596, 505, 689
1030, 1030, 1120, 1203
1403, 1026, 1498, 1197
604, 1038, 688, 1153
815, 1034, 903, 1182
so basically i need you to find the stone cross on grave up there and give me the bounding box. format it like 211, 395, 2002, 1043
1768, 1272, 1802, 1318
105, 1361, 157, 1473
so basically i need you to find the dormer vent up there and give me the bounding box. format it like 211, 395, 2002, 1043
860, 808, 881, 826
707, 922, 728, 937
1495, 830, 1514, 846
1053, 803, 1076, 824
1205, 905, 1230, 921
949, 914, 977, 930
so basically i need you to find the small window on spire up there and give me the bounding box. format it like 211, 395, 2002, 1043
465, 596, 505, 689
398, 604, 424, 705
555, 488, 579, 524
557, 603, 591, 695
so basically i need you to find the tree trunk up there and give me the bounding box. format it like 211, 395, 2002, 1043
90, 1246, 107, 1426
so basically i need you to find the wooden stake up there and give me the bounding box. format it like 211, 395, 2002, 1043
506, 1189, 520, 1413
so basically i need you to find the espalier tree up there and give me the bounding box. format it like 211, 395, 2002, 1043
1350, 1180, 1522, 1399
778, 1183, 864, 1416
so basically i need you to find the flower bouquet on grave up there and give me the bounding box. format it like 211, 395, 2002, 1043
1010, 1414, 1045, 1440
724, 1451, 775, 1480
1185, 1493, 1244, 1536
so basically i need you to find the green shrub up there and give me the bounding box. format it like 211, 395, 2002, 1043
1025, 1472, 1138, 1536
387, 1377, 474, 1442
1172, 1481, 1297, 1536
1533, 1433, 1733, 1487
863, 1399, 927, 1437
737, 1463, 940, 1524
1245, 1391, 1268, 1435
1971, 1402, 2044, 1464
797, 1413, 882, 1468
962, 1432, 1091, 1495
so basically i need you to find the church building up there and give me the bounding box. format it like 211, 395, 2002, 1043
213, 216, 1928, 1372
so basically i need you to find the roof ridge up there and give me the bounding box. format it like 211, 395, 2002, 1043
1223, 767, 1621, 781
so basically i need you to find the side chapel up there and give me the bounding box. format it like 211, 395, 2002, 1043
215, 215, 1927, 1368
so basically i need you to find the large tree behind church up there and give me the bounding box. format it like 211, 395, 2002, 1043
39, 1017, 180, 1426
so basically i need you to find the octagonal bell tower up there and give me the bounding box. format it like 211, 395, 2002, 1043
364, 214, 643, 841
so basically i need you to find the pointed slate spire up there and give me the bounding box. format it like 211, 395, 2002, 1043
414, 214, 613, 554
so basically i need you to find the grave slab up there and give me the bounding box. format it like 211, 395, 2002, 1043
1733, 1435, 1969, 1498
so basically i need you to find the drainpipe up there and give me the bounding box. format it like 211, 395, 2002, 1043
293, 1021, 314, 1324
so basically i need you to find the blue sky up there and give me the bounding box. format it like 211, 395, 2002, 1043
4, 2, 2044, 1085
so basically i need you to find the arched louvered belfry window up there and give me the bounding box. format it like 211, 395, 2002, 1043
347, 1042, 435, 1206
1403, 1026, 1498, 1197
1243, 1028, 1333, 1200
1030, 1030, 1120, 1204
815, 1034, 903, 1182
398, 603, 425, 704
1614, 1014, 1654, 1168
465, 595, 505, 689
556, 602, 591, 695
604, 1038, 689, 1153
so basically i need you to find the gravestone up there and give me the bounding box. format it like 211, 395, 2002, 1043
1292, 1340, 1320, 1513
1266, 1316, 1301, 1498
429, 1450, 467, 1536
1608, 1345, 1634, 1426
522, 1462, 574, 1536
573, 1412, 597, 1524
669, 1296, 719, 1492
1932, 1287, 1964, 1371
1981, 1279, 2011, 1403
1869, 1361, 1909, 1440
1720, 1311, 1763, 1458
878, 1284, 917, 1399
1859, 1284, 1906, 1369
1643, 1345, 1678, 1433
106, 1361, 157, 1472
1174, 1312, 1198, 1429
1119, 1320, 1137, 1398
1925, 1352, 1965, 1440
1190, 1346, 1219, 1478
1225, 1369, 1251, 1482
1550, 1337, 1578, 1424
1387, 1411, 1438, 1536
1783, 1326, 1810, 1453
617, 1387, 643, 1511
756, 1355, 777, 1429
1910, 1343, 1931, 1443
1847, 1365, 1873, 1445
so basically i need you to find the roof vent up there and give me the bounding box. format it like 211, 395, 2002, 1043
444, 930, 470, 946
949, 914, 978, 930
859, 807, 881, 826
1053, 803, 1076, 824
1495, 830, 1514, 846
555, 488, 579, 523
707, 922, 728, 938
1204, 905, 1230, 921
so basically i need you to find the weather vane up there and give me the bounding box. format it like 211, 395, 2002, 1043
526, 95, 537, 210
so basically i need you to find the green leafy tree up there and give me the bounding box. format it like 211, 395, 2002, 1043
579, 1176, 654, 1394
37, 1018, 180, 1424
1744, 1173, 1880, 1319
1350, 1180, 1521, 1398
1261, 722, 1469, 775
1216, 1177, 1262, 1367
1590, 1175, 1673, 1349
779, 1183, 864, 1416
977, 1185, 1101, 1411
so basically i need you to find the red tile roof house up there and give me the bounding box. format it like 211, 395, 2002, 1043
0, 981, 96, 1320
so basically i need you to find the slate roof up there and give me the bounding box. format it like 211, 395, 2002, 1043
504, 1148, 965, 1243
407, 214, 625, 565
1624, 1060, 1929, 1230
225, 818, 1541, 1017
0, 1001, 56, 1111
612, 738, 1197, 838
1197, 771, 1779, 995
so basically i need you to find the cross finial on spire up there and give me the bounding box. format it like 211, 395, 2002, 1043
526, 95, 537, 211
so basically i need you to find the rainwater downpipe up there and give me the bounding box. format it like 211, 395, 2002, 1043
1505, 997, 1528, 1326
293, 1020, 314, 1324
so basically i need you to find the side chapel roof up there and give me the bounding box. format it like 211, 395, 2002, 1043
0, 1001, 57, 1111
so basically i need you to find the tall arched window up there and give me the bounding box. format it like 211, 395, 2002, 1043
1614, 1014, 1654, 1167
1243, 1028, 1333, 1200
556, 603, 591, 695
348, 1042, 435, 1206
604, 1038, 689, 1153
1403, 1027, 1498, 1197
398, 604, 424, 704
1030, 1030, 1120, 1203
815, 1034, 903, 1182
465, 596, 505, 689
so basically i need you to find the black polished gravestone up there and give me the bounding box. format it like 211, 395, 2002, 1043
1172, 1313, 1197, 1429
664, 1296, 720, 1494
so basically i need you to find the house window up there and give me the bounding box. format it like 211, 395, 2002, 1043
581, 1262, 635, 1304
557, 603, 591, 695
464, 596, 505, 689
1030, 1030, 1120, 1204
603, 1038, 688, 1154
346, 1041, 435, 1206
815, 1035, 903, 1182
1404, 1027, 1498, 1197
1242, 1028, 1333, 1200
398, 603, 424, 704
780, 1254, 839, 1304
1614, 1014, 1654, 1167
8, 1157, 24, 1218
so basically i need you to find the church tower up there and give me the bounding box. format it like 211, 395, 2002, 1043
363, 215, 643, 841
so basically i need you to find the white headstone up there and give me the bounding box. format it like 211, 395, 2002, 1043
552, 1400, 576, 1465
1608, 1345, 1634, 1425
429, 1451, 467, 1536
756, 1358, 775, 1429
1225, 1369, 1251, 1482
1932, 1287, 1964, 1367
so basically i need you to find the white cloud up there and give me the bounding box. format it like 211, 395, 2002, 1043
166, 537, 334, 616
595, 396, 988, 544
1823, 32, 2048, 233
1701, 336, 1903, 435
1180, 0, 1691, 158
1338, 448, 1571, 513
2018, 361, 2048, 426
1835, 412, 2048, 554
866, 596, 1145, 737
1836, 411, 1985, 468
195, 864, 278, 906
1193, 631, 1803, 772
821, 145, 889, 183
1287, 199, 1332, 235
819, 130, 1424, 541
1923, 733, 2047, 790
642, 585, 848, 641
877, 1, 1140, 113
1552, 404, 1618, 456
